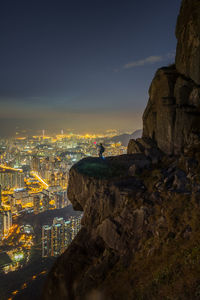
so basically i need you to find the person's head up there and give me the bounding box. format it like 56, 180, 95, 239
100, 143, 102, 146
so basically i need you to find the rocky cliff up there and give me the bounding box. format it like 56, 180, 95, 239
43, 1, 200, 299
176, 0, 200, 85
134, 0, 200, 156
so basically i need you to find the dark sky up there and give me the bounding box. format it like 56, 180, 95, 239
0, 0, 181, 136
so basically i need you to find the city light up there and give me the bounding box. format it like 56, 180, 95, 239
30, 171, 49, 188
13, 252, 24, 262
0, 165, 23, 172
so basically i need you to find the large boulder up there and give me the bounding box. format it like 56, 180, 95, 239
142, 0, 200, 155
175, 0, 200, 85
142, 66, 200, 155
127, 137, 163, 164
142, 66, 178, 154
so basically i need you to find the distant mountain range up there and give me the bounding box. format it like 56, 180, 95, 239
110, 129, 142, 147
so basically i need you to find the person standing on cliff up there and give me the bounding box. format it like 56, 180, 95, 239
98, 143, 105, 158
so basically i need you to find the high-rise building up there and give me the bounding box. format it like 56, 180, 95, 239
60, 173, 68, 189
44, 170, 51, 181
0, 211, 4, 242
8, 195, 16, 213
0, 209, 12, 240
42, 225, 52, 257
51, 217, 65, 256
50, 173, 55, 186
3, 210, 12, 236
41, 216, 82, 258
0, 170, 25, 190
55, 193, 63, 209
31, 156, 40, 172
64, 220, 72, 248
42, 194, 50, 211
33, 195, 40, 214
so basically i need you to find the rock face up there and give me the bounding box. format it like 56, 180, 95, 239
128, 0, 200, 156
140, 66, 200, 155
176, 0, 200, 85
43, 1, 200, 299
43, 155, 200, 300
127, 137, 163, 164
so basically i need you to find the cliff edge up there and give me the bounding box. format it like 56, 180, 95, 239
43, 1, 200, 299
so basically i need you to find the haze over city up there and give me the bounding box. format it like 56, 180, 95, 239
0, 0, 181, 136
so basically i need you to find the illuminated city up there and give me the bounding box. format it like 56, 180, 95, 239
0, 129, 128, 299
0, 130, 126, 215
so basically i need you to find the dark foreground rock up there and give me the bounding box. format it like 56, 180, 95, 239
43, 154, 200, 300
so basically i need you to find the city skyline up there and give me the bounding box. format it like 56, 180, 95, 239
0, 0, 181, 136
0, 130, 126, 293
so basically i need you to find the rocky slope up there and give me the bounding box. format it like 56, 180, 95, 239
42, 1, 200, 299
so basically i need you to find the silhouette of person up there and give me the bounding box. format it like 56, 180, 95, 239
98, 143, 105, 158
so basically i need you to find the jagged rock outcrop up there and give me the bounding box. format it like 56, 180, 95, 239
176, 0, 200, 85
127, 137, 163, 164
127, 0, 200, 156
43, 1, 200, 299
138, 66, 200, 155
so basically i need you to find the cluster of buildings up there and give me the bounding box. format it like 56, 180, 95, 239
0, 209, 12, 241
42, 215, 82, 257
8, 188, 69, 215
0, 168, 24, 190
0, 187, 12, 241
0, 223, 34, 274
0, 131, 126, 273
0, 132, 126, 220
